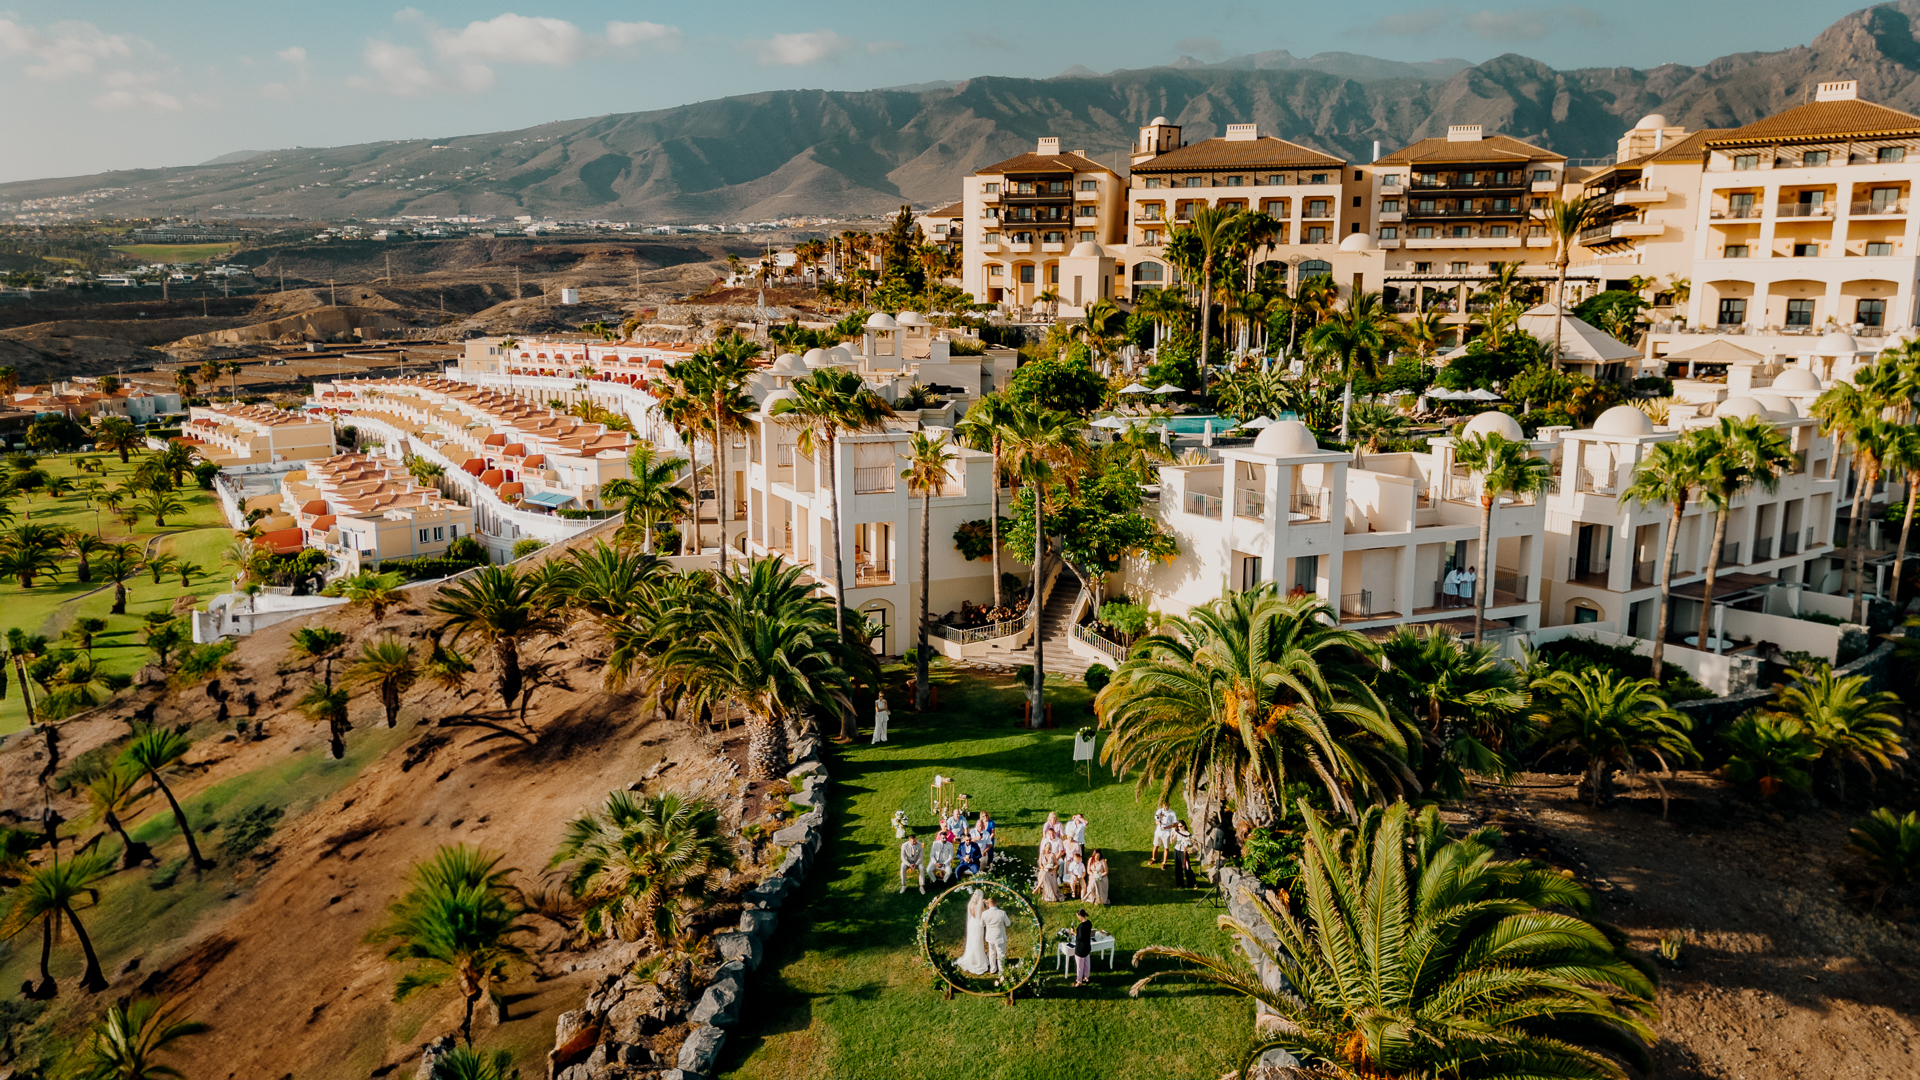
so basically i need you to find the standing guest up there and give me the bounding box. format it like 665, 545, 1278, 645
1084, 849, 1110, 907
1070, 909, 1094, 987
1065, 813, 1088, 850
956, 834, 982, 877
871, 691, 891, 743
1443, 564, 1463, 609
929, 830, 955, 884
1063, 849, 1086, 899
1038, 848, 1063, 902
1171, 822, 1195, 889
977, 813, 996, 863
898, 834, 924, 894
1150, 801, 1178, 866
1462, 565, 1477, 608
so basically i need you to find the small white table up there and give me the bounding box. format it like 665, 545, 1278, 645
1683, 635, 1731, 649
1287, 512, 1311, 523
1056, 933, 1117, 972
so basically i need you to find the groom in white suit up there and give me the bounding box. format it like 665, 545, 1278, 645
980, 896, 1011, 974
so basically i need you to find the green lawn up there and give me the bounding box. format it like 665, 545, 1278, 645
1, 452, 235, 733
718, 668, 1249, 1080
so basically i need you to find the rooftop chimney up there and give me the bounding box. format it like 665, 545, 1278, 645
1815, 80, 1859, 102
1447, 125, 1484, 143
1223, 124, 1258, 142
1037, 137, 1061, 155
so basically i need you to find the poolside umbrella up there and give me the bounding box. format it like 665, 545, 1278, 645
1151, 384, 1184, 395
1090, 416, 1130, 429
1119, 382, 1152, 395
1465, 388, 1502, 401
1241, 416, 1276, 430
1202, 419, 1214, 447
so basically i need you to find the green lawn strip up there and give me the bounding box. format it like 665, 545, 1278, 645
719, 667, 1246, 1080
109, 243, 242, 263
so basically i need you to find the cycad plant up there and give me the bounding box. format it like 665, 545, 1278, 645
1532, 667, 1698, 814
1847, 807, 1920, 902
368, 845, 530, 1046
120, 726, 214, 870
76, 996, 209, 1079
1129, 801, 1658, 1079
0, 851, 115, 996
430, 566, 556, 711
328, 570, 408, 621
1379, 623, 1530, 798
1766, 666, 1905, 801
346, 637, 420, 728
548, 790, 738, 948
1721, 711, 1821, 799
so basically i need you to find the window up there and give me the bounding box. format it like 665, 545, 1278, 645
1226, 176, 1243, 187
1733, 154, 1759, 171
1015, 181, 1034, 193
988, 265, 1004, 277
1307, 199, 1330, 217
983, 182, 1000, 194
1858, 298, 1887, 327
1574, 605, 1599, 624
1416, 199, 1437, 212
1870, 186, 1902, 211
1185, 177, 1204, 187
1451, 226, 1471, 238
1043, 231, 1065, 244
1143, 177, 1162, 189
1489, 225, 1509, 237
1352, 195, 1363, 207
419, 529, 430, 543
433, 526, 445, 541
1013, 231, 1034, 243
1142, 229, 1161, 244
1728, 192, 1754, 215
1047, 181, 1066, 193
1267, 174, 1286, 185
1450, 261, 1468, 273
1415, 226, 1435, 238
1379, 227, 1398, 239
1074, 205, 1095, 217
1381, 199, 1400, 212
1382, 174, 1400, 187
1786, 298, 1815, 326
1803, 150, 1829, 166
1132, 262, 1163, 281
449, 525, 458, 538
1867, 241, 1894, 256
1050, 265, 1059, 284
1414, 262, 1433, 273
1310, 173, 1329, 184
1079, 180, 1098, 191
1718, 297, 1747, 324
1793, 242, 1820, 257
1725, 244, 1750, 258
1881, 146, 1907, 162
1018, 265, 1035, 283
1460, 199, 1476, 212
1306, 226, 1328, 243
1353, 169, 1363, 181
1300, 259, 1331, 275
1079, 231, 1096, 242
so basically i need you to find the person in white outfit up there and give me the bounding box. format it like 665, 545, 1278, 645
871, 692, 891, 743
980, 896, 1012, 974
1443, 566, 1463, 609
1461, 566, 1477, 606
1151, 801, 1178, 866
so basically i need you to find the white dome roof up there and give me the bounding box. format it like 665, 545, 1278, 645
1461, 411, 1525, 441
772, 352, 807, 374
1068, 240, 1105, 258
828, 344, 856, 365
762, 388, 799, 409
1635, 113, 1669, 130
1773, 367, 1822, 391
1593, 405, 1654, 437
801, 347, 828, 366
1338, 231, 1379, 252
1753, 393, 1799, 419
1715, 396, 1770, 421
1816, 329, 1858, 355
865, 312, 900, 331
895, 310, 930, 327
1252, 419, 1319, 456
1151, 115, 1169, 126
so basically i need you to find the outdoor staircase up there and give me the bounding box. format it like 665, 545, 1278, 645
986, 579, 1095, 677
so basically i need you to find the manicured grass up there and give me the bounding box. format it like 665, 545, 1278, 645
0, 453, 234, 733
718, 667, 1249, 1080
109, 243, 241, 263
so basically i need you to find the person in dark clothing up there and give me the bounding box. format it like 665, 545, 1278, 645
1072, 909, 1093, 987
1172, 822, 1195, 889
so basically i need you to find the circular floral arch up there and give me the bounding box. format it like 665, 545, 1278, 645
914, 877, 1045, 1001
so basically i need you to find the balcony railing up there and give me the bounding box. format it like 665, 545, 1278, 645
1289, 490, 1331, 522
1340, 590, 1375, 618
1235, 489, 1266, 520
1775, 202, 1834, 218
1711, 206, 1761, 219
1568, 558, 1611, 587
1852, 200, 1908, 215
1720, 541, 1741, 566
1780, 531, 1801, 556
1410, 177, 1526, 191
853, 466, 896, 494
1402, 205, 1527, 218
1752, 536, 1774, 561
1187, 491, 1224, 520
934, 617, 1023, 645
1493, 571, 1528, 600
1633, 560, 1659, 588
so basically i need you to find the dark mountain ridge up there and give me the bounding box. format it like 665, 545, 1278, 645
9, 2, 1920, 223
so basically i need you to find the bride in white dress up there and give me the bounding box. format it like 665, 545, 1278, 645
956, 888, 991, 975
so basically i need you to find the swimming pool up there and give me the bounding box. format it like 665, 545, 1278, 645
1158, 413, 1298, 435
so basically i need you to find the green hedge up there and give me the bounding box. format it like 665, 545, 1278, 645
376, 555, 485, 581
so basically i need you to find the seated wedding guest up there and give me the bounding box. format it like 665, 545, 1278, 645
1150, 801, 1178, 866
976, 813, 996, 861
898, 834, 924, 894
1038, 849, 1063, 902
956, 835, 982, 877
1084, 849, 1110, 907
928, 830, 955, 883
1043, 810, 1063, 839
1037, 831, 1062, 869
1063, 850, 1086, 899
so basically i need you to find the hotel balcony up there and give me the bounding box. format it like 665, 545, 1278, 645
978, 240, 1002, 253
980, 191, 1000, 203
1531, 179, 1561, 193
1074, 189, 1099, 202
1042, 241, 1066, 253
1775, 202, 1835, 218
1377, 210, 1403, 222
1710, 206, 1763, 220
1850, 200, 1908, 216
1007, 242, 1033, 253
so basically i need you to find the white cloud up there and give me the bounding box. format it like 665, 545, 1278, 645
262, 45, 311, 99
349, 40, 443, 97
93, 87, 182, 112
0, 18, 134, 78
744, 30, 899, 66
607, 20, 682, 49
350, 12, 684, 97
432, 13, 588, 66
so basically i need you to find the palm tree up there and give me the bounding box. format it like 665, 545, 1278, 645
668, 334, 761, 573
63, 530, 105, 584
1000, 404, 1088, 725
1103, 422, 1174, 484
3, 629, 45, 724
549, 790, 738, 948
1097, 587, 1413, 822
652, 558, 868, 778
299, 672, 353, 759
1132, 287, 1192, 350
654, 378, 711, 554
92, 416, 144, 465
290, 626, 348, 660
1129, 801, 1657, 1080
77, 996, 209, 1079
769, 368, 894, 705
141, 489, 185, 527
144, 552, 178, 586
1304, 290, 1392, 443
1379, 624, 1530, 798
0, 851, 115, 996
1624, 436, 1711, 679
424, 1046, 517, 1080
1535, 195, 1600, 369
425, 639, 478, 696
40, 654, 123, 719
0, 523, 67, 587
119, 726, 214, 870
369, 845, 530, 1046
1692, 416, 1794, 649
1179, 205, 1244, 394
902, 432, 956, 710
954, 392, 1018, 609
1452, 431, 1553, 644
347, 637, 420, 729
1768, 665, 1906, 801
1811, 381, 1892, 624
84, 764, 154, 868
604, 445, 690, 554
173, 370, 197, 399
1883, 425, 1920, 606
331, 570, 407, 620
99, 545, 141, 616
1531, 667, 1698, 813
430, 566, 556, 711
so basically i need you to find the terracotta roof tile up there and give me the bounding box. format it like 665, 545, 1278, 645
975, 151, 1116, 176
1705, 99, 1920, 146
1131, 136, 1344, 172
925, 201, 964, 218
1374, 134, 1565, 166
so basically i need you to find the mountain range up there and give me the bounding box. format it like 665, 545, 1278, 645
11, 2, 1920, 223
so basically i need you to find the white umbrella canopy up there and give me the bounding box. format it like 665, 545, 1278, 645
1426, 388, 1462, 400
1090, 416, 1130, 429
1240, 416, 1276, 429
1151, 383, 1185, 394
1464, 388, 1502, 401
1119, 382, 1153, 394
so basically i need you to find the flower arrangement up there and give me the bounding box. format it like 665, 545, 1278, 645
891, 809, 911, 839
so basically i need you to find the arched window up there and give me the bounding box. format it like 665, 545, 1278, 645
1300, 259, 1332, 277
1132, 262, 1165, 281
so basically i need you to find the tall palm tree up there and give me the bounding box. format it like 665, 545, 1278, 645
77, 997, 209, 1079
1000, 404, 1088, 725
430, 566, 555, 711
1768, 665, 1906, 801
3, 629, 45, 724
669, 333, 761, 573
0, 523, 67, 588
1813, 390, 1884, 623
85, 763, 154, 868
120, 726, 215, 870
1097, 586, 1414, 821
0, 851, 115, 996
769, 368, 894, 709
369, 845, 530, 1046
1452, 431, 1553, 644
92, 416, 144, 465
1132, 287, 1192, 349
141, 489, 185, 527
1624, 436, 1711, 679
1304, 290, 1392, 443
652, 558, 869, 777
63, 530, 104, 584
1379, 624, 1530, 798
1532, 667, 1698, 813
604, 445, 690, 554
173, 370, 197, 399
1129, 801, 1657, 1080
1535, 195, 1600, 369
1103, 423, 1174, 484
1180, 205, 1245, 394
331, 570, 407, 621
1882, 425, 1920, 606
954, 392, 1018, 609
902, 432, 956, 710
347, 637, 420, 729
99, 544, 142, 616
548, 790, 738, 948
1692, 416, 1794, 649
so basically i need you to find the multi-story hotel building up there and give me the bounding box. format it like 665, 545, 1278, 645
959, 138, 1129, 314
177, 404, 336, 467
275, 453, 476, 574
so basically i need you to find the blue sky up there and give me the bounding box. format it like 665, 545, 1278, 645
0, 1, 1878, 183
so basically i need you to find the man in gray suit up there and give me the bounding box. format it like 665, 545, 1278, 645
980, 896, 1011, 974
